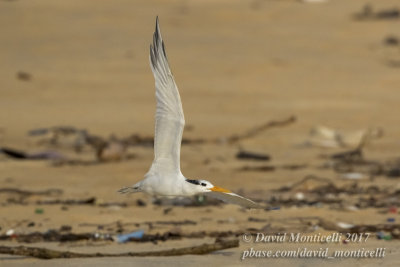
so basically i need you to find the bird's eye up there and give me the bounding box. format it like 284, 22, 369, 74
201, 183, 207, 187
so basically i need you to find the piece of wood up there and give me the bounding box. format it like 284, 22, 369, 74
227, 116, 296, 143
0, 239, 239, 259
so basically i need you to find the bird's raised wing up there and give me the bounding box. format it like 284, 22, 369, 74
148, 17, 185, 175
206, 190, 262, 209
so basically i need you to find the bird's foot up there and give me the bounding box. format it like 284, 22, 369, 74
118, 186, 139, 194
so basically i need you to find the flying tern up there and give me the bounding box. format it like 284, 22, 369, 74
119, 17, 261, 209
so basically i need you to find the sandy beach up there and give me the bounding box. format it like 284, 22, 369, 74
1, 0, 400, 266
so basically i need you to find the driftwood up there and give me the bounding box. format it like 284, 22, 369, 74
126, 116, 296, 145
0, 188, 62, 197
80, 219, 197, 229
0, 239, 239, 259
227, 116, 296, 143
19, 117, 296, 165
353, 5, 400, 20
36, 197, 96, 205
239, 164, 307, 172
0, 231, 96, 243
236, 150, 270, 161
29, 116, 296, 151
326, 147, 400, 178
0, 147, 65, 160
1, 229, 237, 244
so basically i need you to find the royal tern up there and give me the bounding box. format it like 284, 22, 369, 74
119, 17, 261, 209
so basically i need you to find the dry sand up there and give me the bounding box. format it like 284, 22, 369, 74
1, 0, 400, 266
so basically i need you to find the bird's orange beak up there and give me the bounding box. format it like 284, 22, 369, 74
210, 186, 231, 193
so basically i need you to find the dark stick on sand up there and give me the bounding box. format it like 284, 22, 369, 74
227, 115, 296, 144
0, 239, 239, 259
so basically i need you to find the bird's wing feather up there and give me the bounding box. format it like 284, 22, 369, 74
205, 191, 262, 209
148, 17, 185, 176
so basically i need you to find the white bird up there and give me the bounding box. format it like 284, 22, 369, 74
119, 17, 261, 209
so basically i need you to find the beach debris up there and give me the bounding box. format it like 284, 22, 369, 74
327, 148, 400, 178
28, 126, 89, 152
240, 165, 275, 172
265, 206, 281, 211
337, 222, 354, 229
340, 172, 365, 180
384, 35, 399, 46
0, 238, 239, 259
28, 116, 295, 151
387, 165, 400, 178
300, 0, 329, 3
0, 147, 65, 160
389, 206, 398, 214
0, 188, 125, 207
36, 197, 96, 206
16, 71, 32, 81
97, 138, 126, 162
239, 163, 307, 172
305, 125, 382, 148
354, 5, 400, 20
115, 230, 145, 243
136, 199, 147, 207
269, 174, 400, 209
236, 150, 270, 161
34, 208, 44, 214
0, 229, 96, 243
163, 208, 173, 215
377, 231, 392, 240
387, 218, 395, 223
128, 116, 296, 145
79, 220, 197, 232
0, 188, 62, 199
295, 192, 305, 201
317, 218, 400, 240
5, 229, 15, 236
59, 225, 72, 232
17, 116, 295, 165
227, 116, 296, 144
277, 175, 333, 193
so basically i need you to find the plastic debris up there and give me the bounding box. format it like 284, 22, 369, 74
6, 229, 15, 236
377, 231, 392, 240
389, 206, 398, 214
35, 208, 44, 214
387, 218, 395, 223
383, 235, 392, 240
341, 173, 365, 180
337, 222, 354, 229
295, 192, 305, 200
345, 205, 359, 211
306, 125, 382, 148
115, 230, 145, 243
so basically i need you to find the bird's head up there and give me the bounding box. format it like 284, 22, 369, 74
185, 179, 231, 194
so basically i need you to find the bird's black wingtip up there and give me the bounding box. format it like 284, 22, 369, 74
155, 16, 160, 35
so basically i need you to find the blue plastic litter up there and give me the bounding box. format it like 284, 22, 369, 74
116, 230, 145, 243
376, 231, 385, 240
387, 218, 395, 223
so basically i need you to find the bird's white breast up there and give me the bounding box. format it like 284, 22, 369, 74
141, 172, 194, 197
